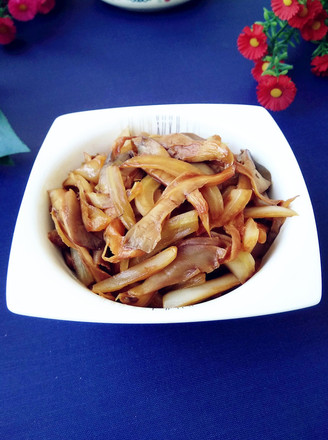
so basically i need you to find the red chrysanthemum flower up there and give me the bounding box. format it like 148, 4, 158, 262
252, 59, 272, 81
0, 17, 16, 45
311, 54, 328, 76
8, 0, 38, 22
300, 10, 328, 41
237, 24, 268, 61
37, 0, 55, 14
288, 0, 323, 29
251, 58, 285, 81
256, 75, 297, 111
271, 0, 301, 21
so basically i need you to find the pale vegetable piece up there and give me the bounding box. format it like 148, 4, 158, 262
225, 251, 255, 283
79, 199, 110, 232
70, 248, 95, 286
215, 188, 252, 227
257, 223, 268, 244
74, 246, 110, 283
102, 218, 125, 259
244, 205, 298, 219
134, 175, 162, 216
193, 162, 224, 221
224, 222, 242, 262
186, 189, 210, 236
163, 273, 240, 308
242, 217, 260, 253
119, 258, 129, 273
106, 165, 136, 230
74, 154, 107, 183
172, 272, 206, 290
237, 172, 252, 190
64, 172, 94, 193
126, 180, 143, 203
50, 207, 75, 249
92, 246, 178, 294
86, 192, 114, 210
202, 185, 224, 223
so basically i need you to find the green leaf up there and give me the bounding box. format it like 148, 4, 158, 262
263, 8, 270, 21
0, 155, 15, 165
263, 69, 277, 76
0, 110, 30, 160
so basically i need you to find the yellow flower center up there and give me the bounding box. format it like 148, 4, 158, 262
283, 0, 292, 6
262, 62, 270, 72
250, 38, 259, 47
312, 21, 321, 31
300, 6, 308, 17
19, 4, 28, 11
270, 88, 282, 98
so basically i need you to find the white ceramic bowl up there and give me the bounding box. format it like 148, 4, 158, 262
101, 0, 192, 12
6, 104, 321, 324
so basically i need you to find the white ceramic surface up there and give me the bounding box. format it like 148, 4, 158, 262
101, 0, 192, 11
6, 104, 322, 323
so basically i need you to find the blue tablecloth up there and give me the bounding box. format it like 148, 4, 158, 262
1, 1, 327, 439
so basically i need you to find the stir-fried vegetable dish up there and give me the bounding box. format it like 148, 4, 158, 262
48, 130, 297, 308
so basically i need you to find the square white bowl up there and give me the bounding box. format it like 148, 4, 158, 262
6, 104, 322, 323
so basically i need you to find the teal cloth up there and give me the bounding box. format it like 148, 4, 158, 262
0, 110, 30, 162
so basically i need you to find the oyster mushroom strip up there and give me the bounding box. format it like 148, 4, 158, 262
235, 161, 280, 205
92, 246, 178, 296
48, 188, 109, 283
63, 173, 110, 232
119, 165, 235, 256
236, 149, 271, 194
151, 133, 235, 165
132, 135, 170, 157
117, 237, 228, 307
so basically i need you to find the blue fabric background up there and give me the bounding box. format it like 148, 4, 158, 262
1, 1, 327, 439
